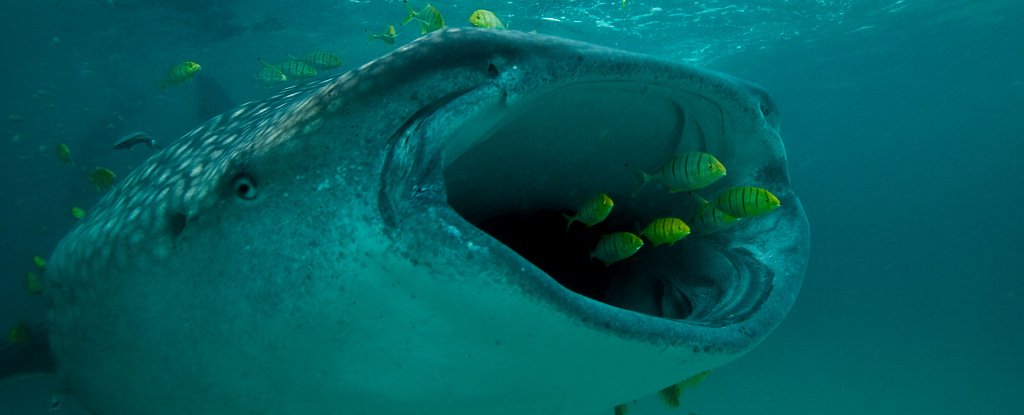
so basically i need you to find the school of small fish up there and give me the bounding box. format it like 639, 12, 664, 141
564, 151, 781, 267
149, 4, 505, 89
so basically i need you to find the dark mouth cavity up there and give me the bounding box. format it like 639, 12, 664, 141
442, 83, 758, 324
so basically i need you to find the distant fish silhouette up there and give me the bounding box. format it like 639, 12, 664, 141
112, 131, 161, 150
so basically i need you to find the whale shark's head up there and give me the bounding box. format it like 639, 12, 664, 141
45, 29, 808, 414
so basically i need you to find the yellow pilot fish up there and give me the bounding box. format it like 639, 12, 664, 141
690, 197, 740, 234
278, 60, 318, 78
89, 167, 116, 191
403, 1, 446, 34
369, 25, 399, 45
254, 65, 287, 86
292, 51, 343, 69
261, 58, 317, 79
26, 272, 45, 295
658, 370, 712, 408
8, 322, 32, 343
714, 186, 781, 218
33, 256, 46, 270
639, 217, 691, 247
591, 232, 644, 267
564, 193, 614, 230
469, 10, 506, 30
55, 143, 73, 165
633, 151, 726, 196
159, 61, 201, 91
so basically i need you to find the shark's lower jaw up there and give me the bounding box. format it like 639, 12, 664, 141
363, 42, 809, 407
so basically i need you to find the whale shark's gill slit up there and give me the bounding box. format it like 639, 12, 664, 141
379, 87, 483, 227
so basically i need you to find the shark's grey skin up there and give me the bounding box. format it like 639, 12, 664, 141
44, 28, 809, 414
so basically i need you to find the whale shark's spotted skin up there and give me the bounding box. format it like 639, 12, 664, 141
43, 28, 809, 415
54, 29, 540, 279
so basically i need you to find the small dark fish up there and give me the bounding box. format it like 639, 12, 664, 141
89, 167, 117, 191
26, 271, 44, 294
8, 321, 32, 343
56, 143, 74, 165
113, 131, 161, 150
33, 255, 47, 271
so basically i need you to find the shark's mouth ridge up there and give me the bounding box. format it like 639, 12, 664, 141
435, 80, 777, 328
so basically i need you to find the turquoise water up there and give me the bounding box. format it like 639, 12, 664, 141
2, 1, 1022, 414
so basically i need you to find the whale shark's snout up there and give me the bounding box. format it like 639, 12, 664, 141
40, 29, 809, 414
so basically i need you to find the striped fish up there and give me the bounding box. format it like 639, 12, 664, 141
403, 1, 446, 34
261, 58, 317, 79
564, 193, 614, 230
639, 217, 691, 247
159, 61, 201, 91
469, 10, 506, 30
89, 167, 116, 191
634, 151, 726, 196
278, 60, 318, 78
33, 256, 46, 270
7, 322, 31, 343
591, 232, 644, 267
714, 186, 781, 218
26, 271, 45, 295
292, 51, 343, 69
254, 65, 288, 86
690, 198, 740, 234
55, 143, 73, 165
370, 25, 399, 45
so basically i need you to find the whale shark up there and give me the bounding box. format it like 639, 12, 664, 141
31, 28, 808, 414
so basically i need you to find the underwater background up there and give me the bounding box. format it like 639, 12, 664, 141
1, 0, 1021, 414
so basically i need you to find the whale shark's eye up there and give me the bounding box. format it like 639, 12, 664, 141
231, 173, 258, 200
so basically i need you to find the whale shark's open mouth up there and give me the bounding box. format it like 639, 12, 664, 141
435, 79, 793, 328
